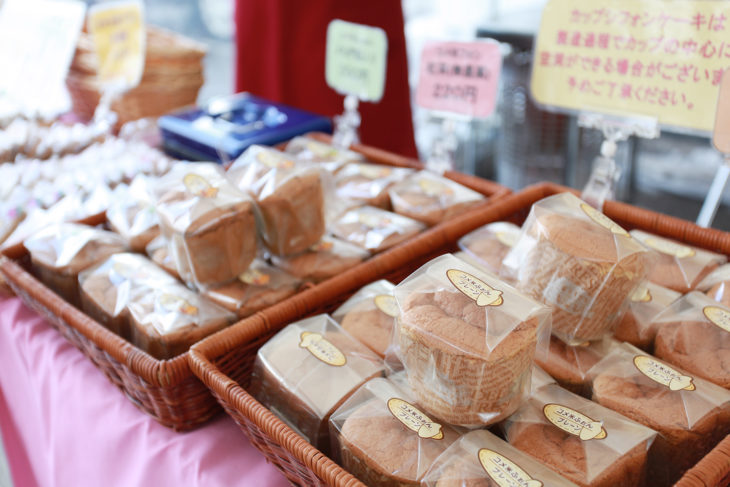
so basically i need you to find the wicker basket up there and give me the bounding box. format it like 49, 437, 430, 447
66, 25, 206, 129
0, 142, 509, 431
188, 182, 730, 486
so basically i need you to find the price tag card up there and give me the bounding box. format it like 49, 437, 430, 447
532, 0, 730, 133
416, 40, 502, 118
87, 0, 145, 89
0, 0, 86, 109
325, 19, 388, 102
713, 68, 730, 152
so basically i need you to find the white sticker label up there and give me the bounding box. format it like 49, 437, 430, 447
387, 398, 443, 439
478, 449, 543, 487
641, 236, 695, 258
630, 285, 652, 303
633, 355, 695, 391
299, 332, 347, 366
580, 203, 630, 237
183, 174, 219, 198
374, 294, 399, 317
446, 269, 503, 307
543, 403, 607, 441
704, 306, 730, 333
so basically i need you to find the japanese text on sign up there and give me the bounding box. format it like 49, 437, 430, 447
325, 19, 388, 102
531, 0, 730, 133
416, 41, 502, 118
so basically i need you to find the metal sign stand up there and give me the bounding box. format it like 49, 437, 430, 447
696, 158, 730, 227
331, 94, 361, 150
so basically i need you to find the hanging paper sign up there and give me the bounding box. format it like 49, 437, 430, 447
531, 0, 730, 133
416, 40, 502, 118
325, 19, 388, 102
713, 68, 730, 152
87, 0, 145, 89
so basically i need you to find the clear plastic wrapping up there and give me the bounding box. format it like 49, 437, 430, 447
329, 205, 425, 254
589, 342, 730, 486
329, 377, 461, 486
284, 136, 364, 173
388, 171, 485, 226
203, 258, 301, 318
503, 383, 656, 487
23, 223, 127, 305
106, 174, 160, 252
532, 365, 557, 393
270, 235, 370, 283
652, 291, 730, 389
78, 253, 178, 338
127, 282, 235, 359
630, 230, 727, 293
154, 162, 257, 288
613, 282, 681, 351
698, 263, 730, 308
332, 279, 397, 357
504, 193, 653, 345
458, 221, 522, 277
145, 235, 180, 280
334, 162, 415, 209
421, 429, 580, 487
227, 145, 329, 256
394, 253, 551, 427
250, 314, 385, 452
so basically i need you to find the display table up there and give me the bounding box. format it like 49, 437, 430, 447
0, 295, 289, 487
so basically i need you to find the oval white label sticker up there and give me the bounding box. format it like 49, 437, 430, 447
642, 236, 695, 258
580, 203, 629, 237
239, 268, 270, 286
633, 355, 695, 391
495, 230, 519, 248
256, 150, 295, 169
630, 285, 652, 303
387, 398, 443, 440
374, 294, 399, 317
299, 332, 347, 366
419, 177, 454, 196
183, 173, 218, 198
543, 403, 607, 441
446, 269, 503, 307
478, 449, 543, 487
704, 306, 730, 332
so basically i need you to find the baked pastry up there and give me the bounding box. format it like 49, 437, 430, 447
653, 291, 730, 388
227, 145, 328, 256
271, 235, 370, 283
333, 279, 397, 357
127, 282, 234, 359
535, 336, 615, 397
613, 282, 681, 351
24, 223, 127, 306
590, 342, 730, 486
505, 193, 652, 345
698, 263, 730, 308
388, 171, 484, 226
458, 221, 522, 277
504, 383, 656, 487
334, 162, 415, 209
203, 259, 301, 318
395, 254, 551, 426
421, 429, 579, 487
250, 314, 385, 452
630, 229, 726, 293
79, 253, 178, 338
106, 174, 160, 252
154, 162, 257, 287
330, 377, 460, 486
145, 235, 180, 280
284, 135, 364, 173
329, 205, 425, 254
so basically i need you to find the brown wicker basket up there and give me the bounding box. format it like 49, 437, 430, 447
0, 142, 509, 431
188, 182, 730, 486
66, 25, 206, 129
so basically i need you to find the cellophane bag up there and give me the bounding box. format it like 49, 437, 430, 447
588, 342, 730, 486
421, 429, 580, 487
329, 205, 425, 254
154, 162, 257, 288
698, 263, 730, 308
613, 281, 681, 351
532, 365, 557, 393
203, 258, 301, 318
332, 279, 397, 358
127, 282, 234, 360
270, 235, 370, 283
630, 229, 726, 293
503, 192, 653, 345
503, 383, 656, 487
652, 291, 730, 389
145, 234, 180, 280
458, 221, 522, 278
106, 174, 160, 252
334, 161, 415, 209
227, 145, 331, 256
394, 253, 551, 427
79, 252, 178, 338
249, 314, 385, 453
284, 135, 364, 173
388, 171, 485, 226
329, 377, 461, 486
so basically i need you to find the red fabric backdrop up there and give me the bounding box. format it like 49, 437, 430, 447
234, 0, 418, 158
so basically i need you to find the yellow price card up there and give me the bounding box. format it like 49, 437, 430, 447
532, 0, 730, 133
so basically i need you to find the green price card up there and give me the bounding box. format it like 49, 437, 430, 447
326, 19, 388, 102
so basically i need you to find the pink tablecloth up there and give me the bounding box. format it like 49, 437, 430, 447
0, 296, 290, 487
